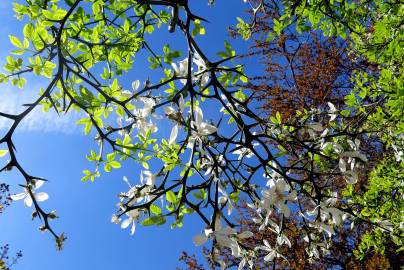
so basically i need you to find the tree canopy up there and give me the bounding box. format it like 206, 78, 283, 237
0, 0, 402, 269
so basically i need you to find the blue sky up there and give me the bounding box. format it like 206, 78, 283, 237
0, 1, 260, 270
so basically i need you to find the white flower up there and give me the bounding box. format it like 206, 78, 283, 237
218, 183, 234, 215
327, 102, 337, 122
111, 214, 121, 224
140, 170, 157, 186
172, 58, 189, 85
169, 124, 179, 145
238, 256, 254, 270
193, 52, 205, 69
193, 106, 217, 136
135, 119, 158, 137
193, 52, 210, 86
121, 80, 141, 98
231, 143, 258, 160
311, 221, 335, 238
306, 244, 320, 259
136, 97, 155, 118
11, 180, 49, 207
277, 234, 291, 247
193, 220, 251, 258
392, 143, 403, 162
187, 106, 217, 149
165, 95, 185, 118
336, 139, 367, 184
339, 158, 347, 172
132, 97, 158, 136
200, 155, 225, 179
255, 240, 284, 262
122, 176, 155, 205
121, 209, 140, 235
262, 178, 296, 217
340, 151, 368, 162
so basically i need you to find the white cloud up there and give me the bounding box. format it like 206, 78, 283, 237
0, 86, 82, 134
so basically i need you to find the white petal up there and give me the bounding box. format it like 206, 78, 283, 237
169, 125, 179, 145
193, 234, 208, 246
238, 231, 254, 239
227, 202, 233, 216
222, 226, 237, 235
277, 179, 287, 192
201, 73, 210, 86
238, 258, 246, 270
132, 80, 140, 91
35, 192, 49, 202
186, 137, 196, 149
130, 222, 136, 235
264, 251, 276, 262
35, 180, 45, 189
263, 239, 271, 248
280, 204, 291, 217
171, 63, 179, 75
146, 175, 155, 186
179, 59, 188, 74
341, 151, 368, 162
345, 170, 358, 184
164, 106, 176, 116
194, 106, 203, 128
24, 196, 33, 207
230, 242, 241, 257
121, 90, 132, 97
309, 123, 323, 132
178, 95, 185, 111
319, 223, 334, 237
347, 139, 356, 150
111, 215, 121, 224
127, 209, 139, 219
193, 53, 205, 68
123, 176, 131, 187
199, 123, 217, 136
121, 218, 132, 229
339, 158, 347, 172
327, 102, 337, 112
10, 192, 26, 201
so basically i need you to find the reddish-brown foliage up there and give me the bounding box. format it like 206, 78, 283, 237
178, 2, 394, 270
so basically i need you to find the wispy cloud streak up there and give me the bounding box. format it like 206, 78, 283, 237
0, 86, 82, 134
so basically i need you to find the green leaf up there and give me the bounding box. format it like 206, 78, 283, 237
84, 122, 92, 135
107, 152, 116, 162
109, 161, 121, 169
150, 204, 162, 215
104, 164, 112, 172
9, 35, 23, 48
141, 216, 164, 226
142, 162, 149, 169
166, 190, 177, 203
